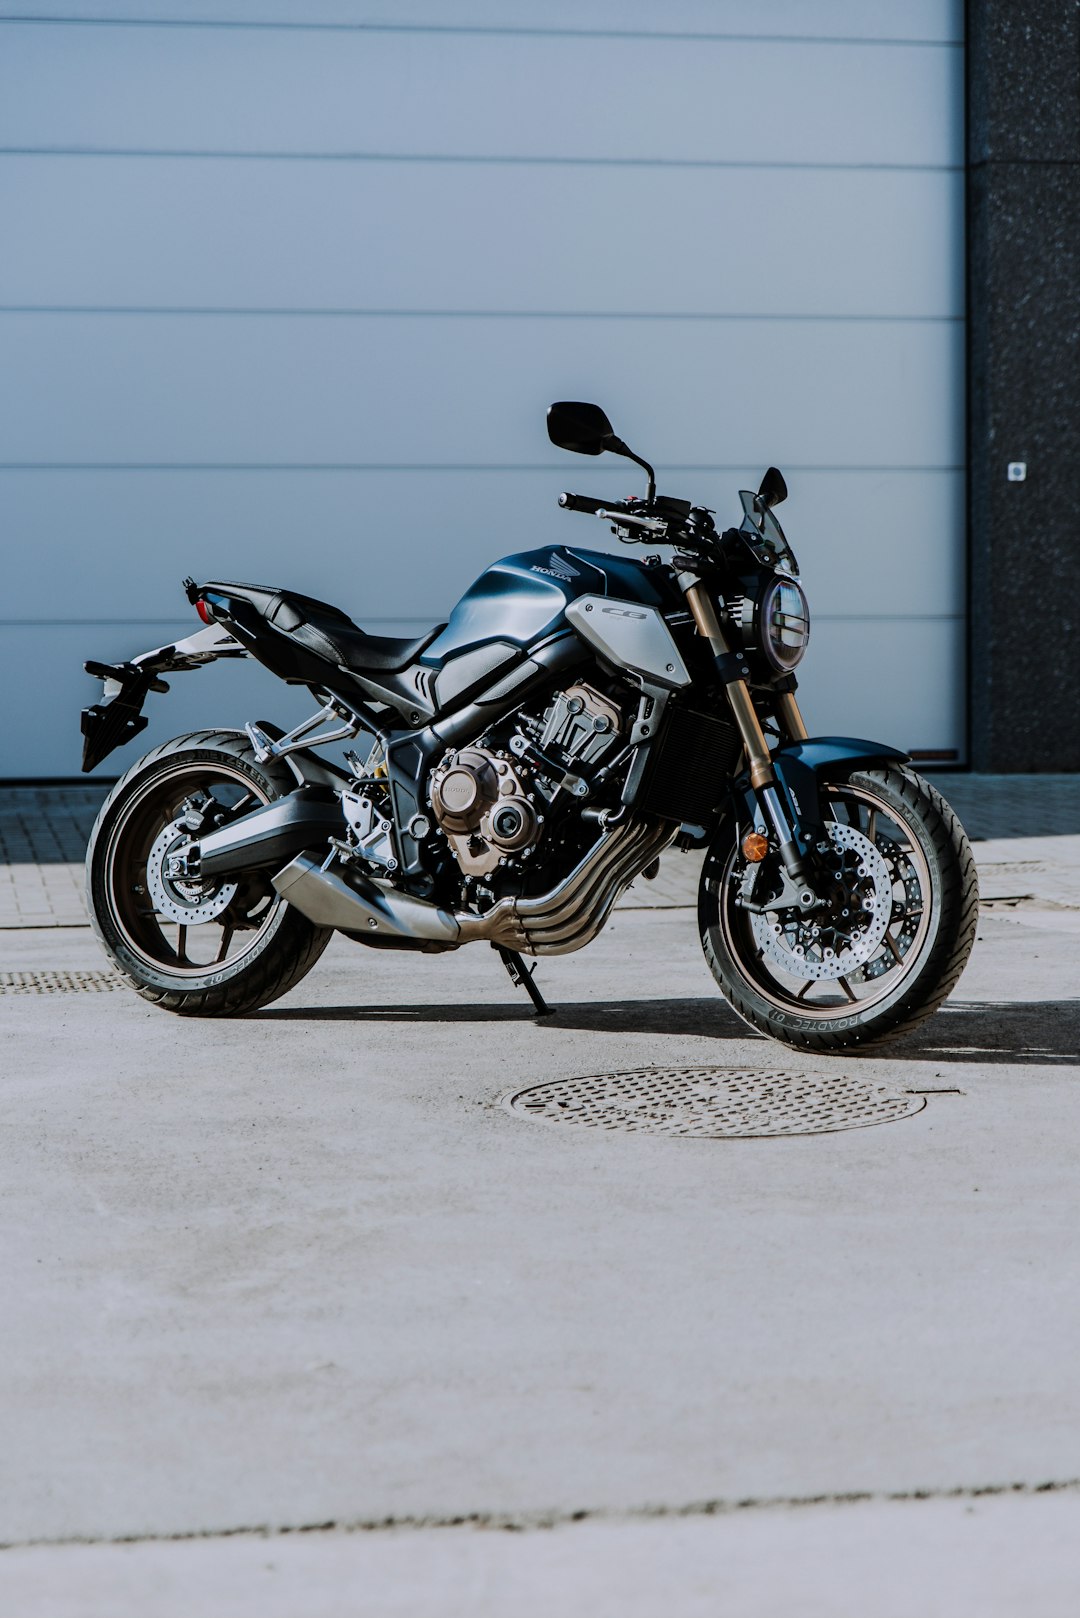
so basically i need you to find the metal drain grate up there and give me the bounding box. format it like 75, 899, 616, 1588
507, 1068, 927, 1139
0, 970, 126, 995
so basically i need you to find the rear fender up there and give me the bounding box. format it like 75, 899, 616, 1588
80, 623, 247, 772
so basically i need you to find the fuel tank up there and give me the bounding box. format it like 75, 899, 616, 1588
422, 545, 678, 666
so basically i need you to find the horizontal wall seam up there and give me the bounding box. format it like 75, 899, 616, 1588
4, 615, 967, 627
0, 463, 968, 474
0, 17, 965, 46
0, 149, 964, 173
0, 308, 966, 324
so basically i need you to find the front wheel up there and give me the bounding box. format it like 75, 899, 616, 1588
86, 730, 333, 1015
699, 766, 978, 1052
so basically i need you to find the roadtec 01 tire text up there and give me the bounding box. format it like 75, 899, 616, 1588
86, 730, 332, 1016
698, 766, 978, 1053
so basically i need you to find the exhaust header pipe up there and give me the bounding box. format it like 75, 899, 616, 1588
273, 816, 674, 956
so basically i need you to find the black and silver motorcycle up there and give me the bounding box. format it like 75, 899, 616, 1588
81, 401, 978, 1049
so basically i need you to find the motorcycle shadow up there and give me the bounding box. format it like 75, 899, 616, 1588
896, 999, 1080, 1066
256, 996, 1080, 1064
255, 996, 753, 1038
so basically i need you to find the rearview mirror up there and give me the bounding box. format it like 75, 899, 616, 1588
547, 401, 617, 456
547, 400, 657, 503
757, 466, 788, 510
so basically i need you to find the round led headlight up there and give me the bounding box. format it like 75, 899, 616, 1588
760, 574, 810, 671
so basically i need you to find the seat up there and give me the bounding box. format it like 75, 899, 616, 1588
202, 581, 443, 674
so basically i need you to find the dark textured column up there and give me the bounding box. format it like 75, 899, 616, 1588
967, 0, 1080, 769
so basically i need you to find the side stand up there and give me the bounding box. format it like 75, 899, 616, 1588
493, 945, 556, 1018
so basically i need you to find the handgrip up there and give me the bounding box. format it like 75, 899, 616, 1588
558, 491, 612, 515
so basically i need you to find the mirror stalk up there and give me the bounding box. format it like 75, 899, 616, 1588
606, 437, 656, 505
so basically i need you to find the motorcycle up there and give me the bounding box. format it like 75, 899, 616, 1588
80, 401, 978, 1050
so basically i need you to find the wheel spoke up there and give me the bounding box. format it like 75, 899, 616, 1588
885, 932, 904, 965
867, 808, 878, 847
176, 924, 189, 964
214, 922, 235, 964
837, 975, 857, 1003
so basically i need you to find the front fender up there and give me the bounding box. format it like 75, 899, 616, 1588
761, 736, 910, 834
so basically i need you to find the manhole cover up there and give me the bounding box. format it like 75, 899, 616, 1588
0, 970, 125, 994
506, 1068, 927, 1139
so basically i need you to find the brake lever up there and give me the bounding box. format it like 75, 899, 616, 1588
597, 508, 667, 534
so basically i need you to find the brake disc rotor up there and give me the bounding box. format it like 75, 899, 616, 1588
146, 822, 238, 926
750, 821, 893, 981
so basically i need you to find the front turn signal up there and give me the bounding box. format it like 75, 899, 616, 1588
742, 832, 769, 863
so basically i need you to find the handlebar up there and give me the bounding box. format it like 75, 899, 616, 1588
557, 485, 725, 550
559, 491, 669, 536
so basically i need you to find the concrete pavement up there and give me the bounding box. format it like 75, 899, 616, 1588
1, 775, 1080, 1612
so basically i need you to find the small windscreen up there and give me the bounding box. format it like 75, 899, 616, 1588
738, 491, 799, 575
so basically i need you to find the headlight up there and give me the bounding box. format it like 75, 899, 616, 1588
759, 574, 810, 671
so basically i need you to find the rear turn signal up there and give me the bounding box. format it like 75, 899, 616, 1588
742, 832, 769, 862
195, 599, 216, 625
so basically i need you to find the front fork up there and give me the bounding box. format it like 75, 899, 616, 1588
681, 577, 817, 899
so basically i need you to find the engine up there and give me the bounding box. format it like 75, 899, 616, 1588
429, 681, 626, 881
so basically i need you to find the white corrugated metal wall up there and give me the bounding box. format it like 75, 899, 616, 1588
0, 1, 964, 777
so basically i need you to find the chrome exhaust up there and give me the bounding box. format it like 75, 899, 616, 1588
272, 816, 675, 956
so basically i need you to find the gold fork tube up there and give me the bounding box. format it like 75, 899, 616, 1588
683, 581, 775, 789
776, 691, 809, 742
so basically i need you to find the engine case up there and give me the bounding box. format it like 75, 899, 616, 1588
429, 746, 538, 877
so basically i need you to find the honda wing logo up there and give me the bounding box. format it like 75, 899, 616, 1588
531, 552, 580, 582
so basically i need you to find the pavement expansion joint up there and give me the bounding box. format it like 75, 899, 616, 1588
505, 1066, 937, 1138
5, 1477, 1080, 1554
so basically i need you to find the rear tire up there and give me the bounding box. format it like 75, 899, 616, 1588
86, 730, 332, 1015
699, 766, 978, 1052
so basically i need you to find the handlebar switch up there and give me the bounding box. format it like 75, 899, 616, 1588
653, 495, 692, 522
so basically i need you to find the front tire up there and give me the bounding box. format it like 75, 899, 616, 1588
86, 730, 332, 1015
699, 766, 978, 1052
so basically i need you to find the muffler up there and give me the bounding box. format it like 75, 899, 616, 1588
272, 852, 462, 944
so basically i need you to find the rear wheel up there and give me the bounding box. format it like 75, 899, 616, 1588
699, 766, 978, 1052
86, 730, 332, 1015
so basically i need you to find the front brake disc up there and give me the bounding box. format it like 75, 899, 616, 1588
749, 822, 893, 980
